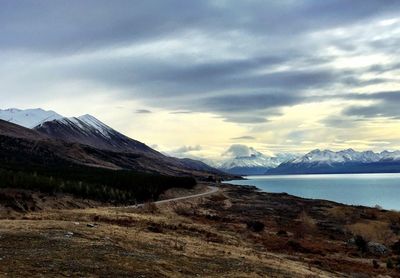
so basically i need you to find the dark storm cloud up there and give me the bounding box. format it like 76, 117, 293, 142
55, 53, 342, 121
0, 1, 213, 53
342, 91, 400, 119
71, 55, 339, 95
2, 0, 400, 124
200, 92, 303, 113
1, 0, 399, 53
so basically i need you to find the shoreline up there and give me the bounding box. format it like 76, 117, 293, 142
225, 173, 400, 211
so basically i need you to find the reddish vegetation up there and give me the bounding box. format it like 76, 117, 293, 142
0, 183, 399, 277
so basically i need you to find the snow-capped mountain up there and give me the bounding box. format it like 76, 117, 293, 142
0, 108, 63, 128
34, 114, 157, 154
267, 149, 400, 175
33, 114, 227, 176
290, 149, 400, 164
291, 149, 381, 165
380, 150, 400, 161
216, 145, 298, 175
0, 108, 228, 177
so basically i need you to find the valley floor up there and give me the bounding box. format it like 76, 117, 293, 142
0, 184, 399, 277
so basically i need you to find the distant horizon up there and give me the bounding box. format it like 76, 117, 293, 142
2, 106, 400, 163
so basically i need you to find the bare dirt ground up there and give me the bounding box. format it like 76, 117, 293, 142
0, 183, 399, 277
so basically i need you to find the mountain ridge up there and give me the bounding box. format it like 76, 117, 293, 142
214, 145, 299, 175
0, 108, 229, 178
266, 148, 400, 175
0, 108, 63, 128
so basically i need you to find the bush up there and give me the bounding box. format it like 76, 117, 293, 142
387, 258, 394, 269
143, 202, 159, 214
277, 230, 288, 237
348, 221, 396, 244
354, 235, 368, 253
287, 240, 312, 253
246, 220, 265, 233
392, 240, 400, 255
396, 256, 400, 270
296, 211, 316, 238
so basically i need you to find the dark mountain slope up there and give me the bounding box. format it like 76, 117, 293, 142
34, 115, 156, 154
34, 116, 229, 178
1, 119, 229, 178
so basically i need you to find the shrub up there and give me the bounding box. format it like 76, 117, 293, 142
143, 202, 159, 214
246, 220, 265, 233
296, 211, 316, 238
277, 230, 288, 237
348, 221, 396, 245
147, 223, 163, 233
396, 256, 400, 270
387, 258, 394, 269
287, 240, 312, 253
392, 240, 400, 255
354, 235, 368, 253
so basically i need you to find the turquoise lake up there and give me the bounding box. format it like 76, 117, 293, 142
227, 173, 400, 211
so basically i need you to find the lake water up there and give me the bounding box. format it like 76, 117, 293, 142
226, 173, 400, 211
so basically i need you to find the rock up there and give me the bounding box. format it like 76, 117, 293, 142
87, 223, 96, 228
65, 232, 74, 238
347, 237, 356, 245
367, 242, 388, 256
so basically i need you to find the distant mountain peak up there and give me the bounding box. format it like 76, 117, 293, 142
217, 145, 299, 175
0, 108, 63, 128
267, 148, 400, 175
34, 114, 157, 154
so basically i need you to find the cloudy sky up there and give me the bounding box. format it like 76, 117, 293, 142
1, 0, 400, 159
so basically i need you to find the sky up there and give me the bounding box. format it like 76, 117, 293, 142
1, 0, 400, 160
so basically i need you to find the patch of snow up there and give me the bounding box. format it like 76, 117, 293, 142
0, 108, 63, 128
292, 149, 400, 164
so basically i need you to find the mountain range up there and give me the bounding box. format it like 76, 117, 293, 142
0, 108, 63, 128
0, 108, 228, 179
2, 108, 400, 176
215, 148, 298, 175
266, 149, 400, 175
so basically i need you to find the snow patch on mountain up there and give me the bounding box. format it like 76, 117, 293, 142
56, 114, 114, 139
0, 108, 63, 128
216, 144, 299, 174
291, 149, 400, 164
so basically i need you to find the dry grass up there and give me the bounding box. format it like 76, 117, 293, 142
328, 206, 360, 223
347, 220, 397, 244
142, 202, 159, 214
0, 206, 336, 278
296, 211, 317, 239
1, 185, 399, 277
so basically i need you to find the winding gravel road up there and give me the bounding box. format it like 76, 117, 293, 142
127, 186, 219, 208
